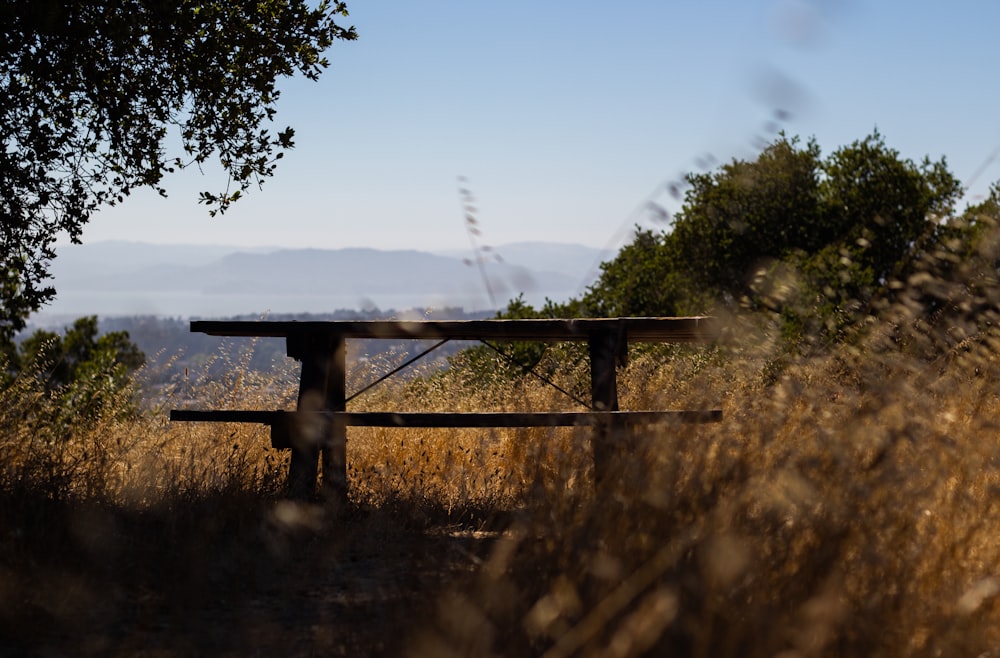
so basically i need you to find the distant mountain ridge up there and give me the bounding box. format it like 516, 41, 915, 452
40, 240, 612, 322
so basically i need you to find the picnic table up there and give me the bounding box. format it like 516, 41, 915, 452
170, 317, 722, 500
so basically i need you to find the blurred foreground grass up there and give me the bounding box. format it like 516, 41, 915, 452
4, 242, 1000, 657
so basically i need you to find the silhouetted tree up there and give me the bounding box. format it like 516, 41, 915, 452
0, 0, 357, 338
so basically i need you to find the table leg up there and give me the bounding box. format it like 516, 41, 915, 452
286, 334, 347, 502
588, 325, 625, 489
321, 337, 347, 504
287, 354, 322, 500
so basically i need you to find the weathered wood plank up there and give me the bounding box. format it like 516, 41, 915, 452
169, 409, 722, 428
171, 409, 284, 423
188, 317, 720, 343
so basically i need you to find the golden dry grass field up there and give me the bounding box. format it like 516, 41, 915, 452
4, 245, 1000, 657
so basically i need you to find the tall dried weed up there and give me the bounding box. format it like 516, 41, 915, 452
4, 224, 1000, 656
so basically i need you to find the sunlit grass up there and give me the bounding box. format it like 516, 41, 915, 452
4, 233, 1000, 656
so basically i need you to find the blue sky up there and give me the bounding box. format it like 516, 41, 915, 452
79, 0, 1000, 255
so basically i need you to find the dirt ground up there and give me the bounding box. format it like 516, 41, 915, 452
0, 501, 502, 658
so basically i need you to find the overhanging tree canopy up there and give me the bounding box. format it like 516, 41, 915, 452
0, 0, 356, 339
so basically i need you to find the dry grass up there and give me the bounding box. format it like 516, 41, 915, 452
5, 243, 1000, 656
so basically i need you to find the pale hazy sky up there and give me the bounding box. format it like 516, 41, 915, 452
75, 0, 1000, 255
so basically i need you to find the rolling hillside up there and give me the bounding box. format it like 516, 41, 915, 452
41, 241, 612, 322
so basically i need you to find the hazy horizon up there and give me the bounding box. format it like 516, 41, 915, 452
33, 240, 611, 325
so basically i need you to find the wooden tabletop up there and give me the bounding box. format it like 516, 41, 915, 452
189, 317, 720, 343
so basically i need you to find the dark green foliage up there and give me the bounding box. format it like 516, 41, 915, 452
574, 132, 965, 348
444, 296, 592, 400
876, 181, 1000, 360
818, 132, 962, 286
927, 181, 1000, 268
450, 296, 557, 390
581, 228, 696, 317
577, 136, 829, 320
7, 315, 145, 422
447, 132, 975, 387
17, 316, 144, 389
669, 135, 826, 300
0, 0, 357, 338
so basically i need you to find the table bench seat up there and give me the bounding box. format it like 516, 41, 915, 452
170, 409, 722, 449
